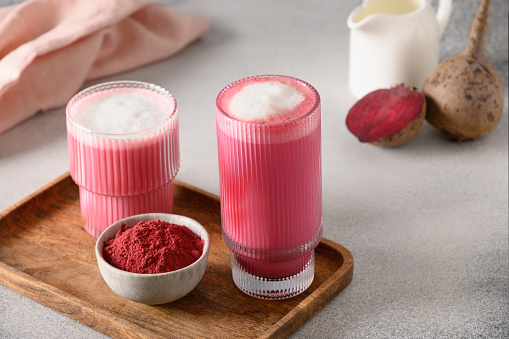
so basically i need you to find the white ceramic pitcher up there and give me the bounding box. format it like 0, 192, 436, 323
347, 0, 453, 98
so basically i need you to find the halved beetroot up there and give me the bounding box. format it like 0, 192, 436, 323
346, 84, 426, 147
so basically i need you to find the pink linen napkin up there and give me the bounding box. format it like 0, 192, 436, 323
0, 0, 210, 134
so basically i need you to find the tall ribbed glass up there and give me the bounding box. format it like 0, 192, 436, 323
216, 75, 322, 299
66, 81, 179, 238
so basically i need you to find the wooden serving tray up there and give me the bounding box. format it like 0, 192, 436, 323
0, 172, 353, 338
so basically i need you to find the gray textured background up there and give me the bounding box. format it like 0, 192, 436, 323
0, 0, 508, 338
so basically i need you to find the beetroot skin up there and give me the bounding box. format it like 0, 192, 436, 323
346, 84, 426, 147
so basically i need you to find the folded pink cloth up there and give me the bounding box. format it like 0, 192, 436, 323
0, 0, 210, 134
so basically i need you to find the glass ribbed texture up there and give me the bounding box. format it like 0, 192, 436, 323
216, 75, 322, 299
66, 81, 179, 238
232, 251, 315, 300
79, 183, 174, 239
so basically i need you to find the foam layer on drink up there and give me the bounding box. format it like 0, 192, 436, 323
72, 89, 174, 135
220, 76, 316, 125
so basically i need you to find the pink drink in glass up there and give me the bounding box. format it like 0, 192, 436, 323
66, 81, 179, 238
216, 75, 322, 299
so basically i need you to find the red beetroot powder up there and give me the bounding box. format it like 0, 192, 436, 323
102, 219, 204, 274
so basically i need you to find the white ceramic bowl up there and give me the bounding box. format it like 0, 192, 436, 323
95, 213, 210, 305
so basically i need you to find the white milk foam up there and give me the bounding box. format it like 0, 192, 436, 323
228, 81, 304, 123
74, 91, 170, 134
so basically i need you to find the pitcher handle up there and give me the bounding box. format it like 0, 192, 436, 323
436, 0, 453, 37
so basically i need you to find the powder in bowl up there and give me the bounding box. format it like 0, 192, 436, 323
102, 219, 205, 274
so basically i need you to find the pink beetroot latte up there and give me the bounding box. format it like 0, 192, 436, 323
66, 81, 179, 238
216, 75, 322, 299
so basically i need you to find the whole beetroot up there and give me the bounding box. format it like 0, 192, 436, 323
422, 0, 504, 142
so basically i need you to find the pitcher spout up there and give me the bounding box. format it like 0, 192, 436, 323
347, 0, 426, 29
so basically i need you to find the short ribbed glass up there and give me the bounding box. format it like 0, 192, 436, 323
216, 75, 322, 299
66, 81, 179, 238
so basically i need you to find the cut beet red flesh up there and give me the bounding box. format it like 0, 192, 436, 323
346, 84, 425, 142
